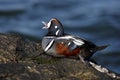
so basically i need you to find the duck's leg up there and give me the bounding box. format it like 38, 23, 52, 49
78, 55, 85, 63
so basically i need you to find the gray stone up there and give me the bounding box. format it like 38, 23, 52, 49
0, 33, 118, 80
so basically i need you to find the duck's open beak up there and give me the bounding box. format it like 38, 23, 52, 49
42, 21, 49, 29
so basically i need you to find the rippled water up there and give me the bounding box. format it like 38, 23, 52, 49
0, 0, 120, 74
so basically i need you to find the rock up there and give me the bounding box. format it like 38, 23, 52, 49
0, 33, 118, 80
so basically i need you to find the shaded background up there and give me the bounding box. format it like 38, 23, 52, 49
0, 0, 120, 74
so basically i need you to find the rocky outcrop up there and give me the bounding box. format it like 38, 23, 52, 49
0, 33, 118, 80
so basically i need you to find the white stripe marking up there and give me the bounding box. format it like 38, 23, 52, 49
56, 29, 60, 35
57, 35, 84, 46
45, 39, 54, 52
47, 21, 51, 28
44, 36, 55, 39
55, 26, 58, 29
73, 40, 83, 46
42, 20, 51, 29
68, 42, 71, 46
57, 35, 73, 39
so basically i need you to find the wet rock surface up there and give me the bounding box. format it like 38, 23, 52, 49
0, 33, 118, 80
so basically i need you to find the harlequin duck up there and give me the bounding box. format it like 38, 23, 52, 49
42, 18, 108, 62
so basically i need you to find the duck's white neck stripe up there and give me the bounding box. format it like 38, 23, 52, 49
56, 29, 60, 35
45, 39, 54, 52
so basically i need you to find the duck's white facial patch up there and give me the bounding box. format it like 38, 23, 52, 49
55, 26, 58, 29
42, 20, 51, 29
47, 21, 51, 28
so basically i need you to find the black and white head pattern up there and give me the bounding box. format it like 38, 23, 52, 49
42, 18, 64, 36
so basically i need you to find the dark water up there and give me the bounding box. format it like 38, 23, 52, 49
0, 0, 120, 74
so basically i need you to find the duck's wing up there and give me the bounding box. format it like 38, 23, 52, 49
57, 34, 85, 46
55, 34, 85, 54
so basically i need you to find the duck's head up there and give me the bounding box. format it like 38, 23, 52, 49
42, 18, 64, 36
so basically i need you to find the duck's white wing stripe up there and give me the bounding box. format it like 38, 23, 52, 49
45, 39, 54, 52
57, 35, 84, 46
73, 40, 84, 46
57, 35, 73, 39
